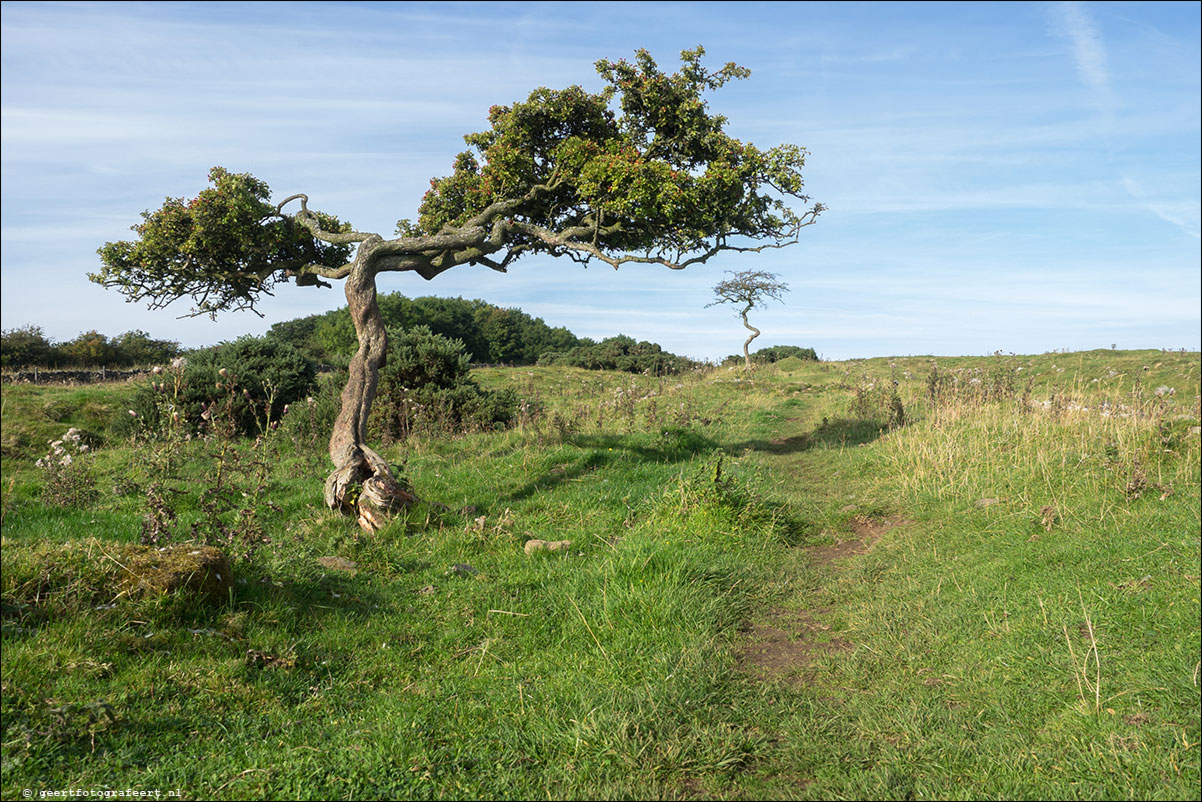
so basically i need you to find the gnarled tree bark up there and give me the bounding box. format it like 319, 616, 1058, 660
740, 304, 760, 371
321, 240, 420, 530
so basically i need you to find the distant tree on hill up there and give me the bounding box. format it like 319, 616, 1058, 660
91, 47, 821, 530
707, 270, 790, 370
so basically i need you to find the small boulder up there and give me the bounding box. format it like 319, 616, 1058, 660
317, 556, 359, 575
524, 539, 573, 556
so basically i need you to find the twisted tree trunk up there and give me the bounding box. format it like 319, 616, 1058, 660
322, 243, 419, 530
740, 304, 760, 370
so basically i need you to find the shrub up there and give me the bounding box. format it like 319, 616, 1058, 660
1, 325, 57, 368
722, 345, 818, 366
372, 326, 517, 440
120, 337, 316, 438
538, 335, 698, 375
35, 427, 98, 507
277, 370, 344, 450
111, 330, 182, 366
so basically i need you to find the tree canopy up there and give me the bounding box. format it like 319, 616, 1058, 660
91, 46, 822, 316
708, 269, 790, 312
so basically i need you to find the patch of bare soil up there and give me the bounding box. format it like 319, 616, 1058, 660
736, 516, 908, 686
735, 607, 852, 686
809, 515, 907, 566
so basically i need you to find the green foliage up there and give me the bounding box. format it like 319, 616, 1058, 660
709, 269, 789, 312
269, 292, 586, 365
722, 344, 819, 366
0, 325, 56, 368
186, 336, 316, 435
415, 46, 819, 260
276, 371, 344, 449
1, 326, 181, 369
91, 167, 353, 317
55, 331, 119, 368
124, 336, 316, 438
262, 314, 327, 362
752, 344, 817, 363
538, 335, 698, 375
372, 327, 518, 439
110, 329, 182, 366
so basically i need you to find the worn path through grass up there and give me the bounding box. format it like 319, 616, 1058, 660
715, 361, 1200, 800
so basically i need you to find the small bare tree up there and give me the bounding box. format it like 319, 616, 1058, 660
707, 270, 790, 369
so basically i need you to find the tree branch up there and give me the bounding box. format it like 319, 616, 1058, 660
274, 194, 376, 246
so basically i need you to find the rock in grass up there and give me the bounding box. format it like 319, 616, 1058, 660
317, 556, 359, 574
1, 538, 232, 614
974, 497, 1002, 508
117, 545, 232, 602
524, 539, 572, 556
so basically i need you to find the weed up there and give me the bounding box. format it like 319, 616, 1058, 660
1064, 596, 1102, 714
36, 427, 97, 507
850, 376, 906, 429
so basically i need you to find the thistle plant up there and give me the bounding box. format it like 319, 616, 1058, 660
36, 427, 97, 507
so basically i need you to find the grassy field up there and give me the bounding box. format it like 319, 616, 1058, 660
2, 349, 1199, 800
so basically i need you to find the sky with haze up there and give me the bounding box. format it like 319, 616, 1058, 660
1, 1, 1198, 361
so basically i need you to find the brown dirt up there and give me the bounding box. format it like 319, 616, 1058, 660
735, 606, 852, 686
736, 516, 908, 686
808, 515, 906, 566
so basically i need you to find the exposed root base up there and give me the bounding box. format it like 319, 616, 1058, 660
324, 445, 420, 532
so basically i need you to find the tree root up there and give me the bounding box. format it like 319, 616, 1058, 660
324, 445, 421, 532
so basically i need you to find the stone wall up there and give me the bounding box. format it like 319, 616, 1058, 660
0, 368, 149, 385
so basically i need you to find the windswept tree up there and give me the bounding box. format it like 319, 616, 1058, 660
707, 269, 790, 369
91, 47, 823, 531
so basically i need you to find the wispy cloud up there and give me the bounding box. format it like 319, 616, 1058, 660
1053, 1, 1116, 119
1121, 177, 1202, 240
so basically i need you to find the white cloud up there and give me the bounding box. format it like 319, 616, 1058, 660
1121, 176, 1202, 240
1053, 1, 1116, 117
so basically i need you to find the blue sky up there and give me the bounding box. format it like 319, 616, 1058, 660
2, 1, 1198, 360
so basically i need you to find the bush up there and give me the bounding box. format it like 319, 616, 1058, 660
277, 369, 344, 449
111, 330, 182, 366
538, 335, 698, 375
372, 327, 517, 440
1, 325, 57, 368
120, 336, 317, 438
268, 293, 588, 366
722, 345, 819, 367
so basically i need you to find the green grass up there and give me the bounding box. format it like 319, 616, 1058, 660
2, 351, 1198, 800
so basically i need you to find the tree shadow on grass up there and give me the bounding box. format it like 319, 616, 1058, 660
499, 427, 721, 504
495, 417, 891, 506
732, 416, 890, 456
